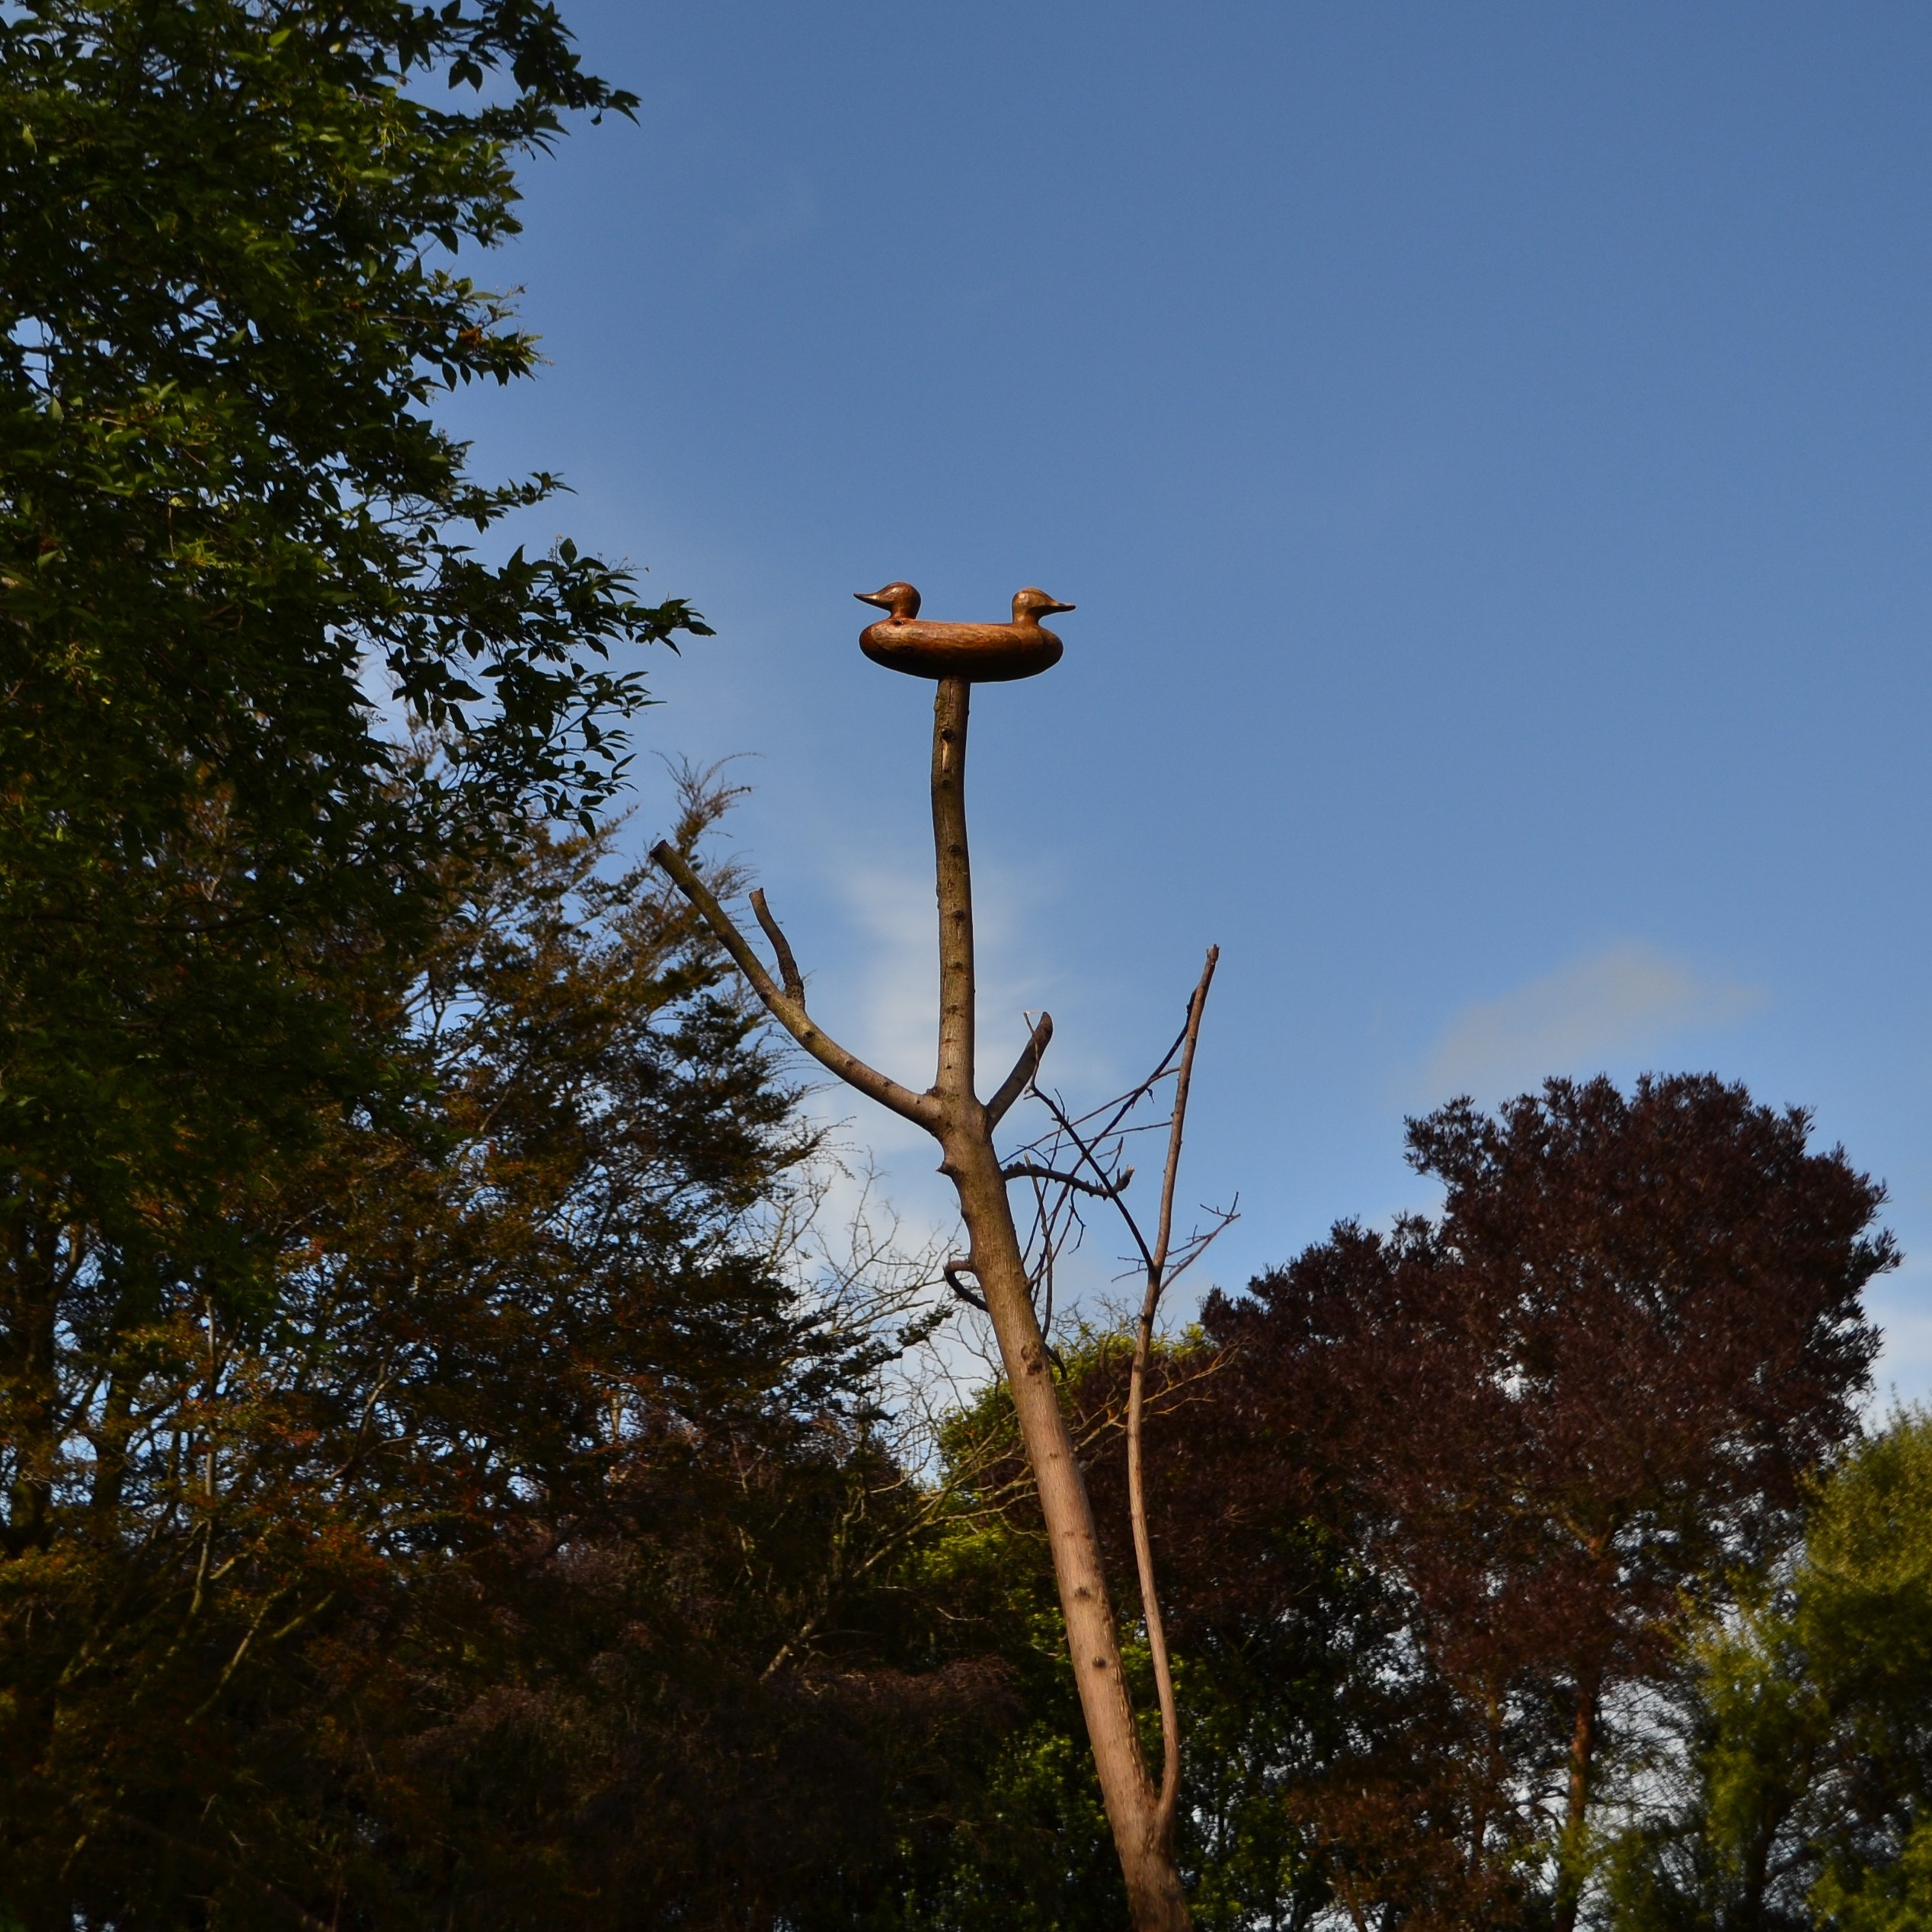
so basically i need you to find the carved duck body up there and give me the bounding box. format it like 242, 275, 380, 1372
856, 582, 1073, 682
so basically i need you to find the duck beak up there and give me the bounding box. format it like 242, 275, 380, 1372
1041, 600, 1075, 616
855, 588, 896, 612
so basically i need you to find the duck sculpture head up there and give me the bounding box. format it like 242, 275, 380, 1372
854, 580, 1073, 683
1011, 587, 1076, 622
856, 581, 921, 622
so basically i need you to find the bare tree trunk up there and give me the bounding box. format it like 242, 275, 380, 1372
929, 680, 1191, 1930
1553, 1670, 1600, 1932
3, 1210, 60, 1559
654, 674, 1193, 1930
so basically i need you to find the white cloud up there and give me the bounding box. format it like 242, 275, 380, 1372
828, 859, 1073, 1130
1419, 942, 1767, 1105
719, 176, 817, 261
1866, 1273, 1932, 1414
786, 855, 1121, 1268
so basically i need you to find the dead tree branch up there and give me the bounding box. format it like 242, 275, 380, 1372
1001, 948, 1232, 1852
987, 1012, 1054, 1125
1133, 945, 1218, 1844
1001, 1160, 1134, 1198
650, 841, 936, 1128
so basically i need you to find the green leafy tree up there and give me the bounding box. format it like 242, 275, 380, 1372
1611, 1412, 1932, 1932
0, 5, 793, 1921
0, 0, 709, 1457
1803, 1415, 1932, 1927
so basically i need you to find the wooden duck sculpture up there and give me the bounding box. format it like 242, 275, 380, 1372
856, 581, 1073, 682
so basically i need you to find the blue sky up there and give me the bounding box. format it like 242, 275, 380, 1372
448, 1, 1932, 1396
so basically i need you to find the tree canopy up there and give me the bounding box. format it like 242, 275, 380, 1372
1611, 1410, 1932, 1932
0, 0, 711, 1340
1192, 1076, 1892, 1930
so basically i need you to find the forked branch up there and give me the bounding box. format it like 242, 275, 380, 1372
653, 666, 1202, 1932
1003, 947, 1228, 1850
749, 888, 805, 1006
650, 841, 937, 1128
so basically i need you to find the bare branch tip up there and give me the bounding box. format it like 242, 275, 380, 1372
987, 1009, 1054, 1127
749, 887, 806, 1006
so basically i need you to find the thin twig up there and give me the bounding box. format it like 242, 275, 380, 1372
1032, 1087, 1159, 1275
1002, 947, 1229, 1850
1001, 1160, 1134, 1199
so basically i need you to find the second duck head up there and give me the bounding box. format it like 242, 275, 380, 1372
856, 581, 921, 621
1012, 587, 1075, 624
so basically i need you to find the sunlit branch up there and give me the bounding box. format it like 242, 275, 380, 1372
651, 840, 936, 1128
1133, 946, 1219, 1842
